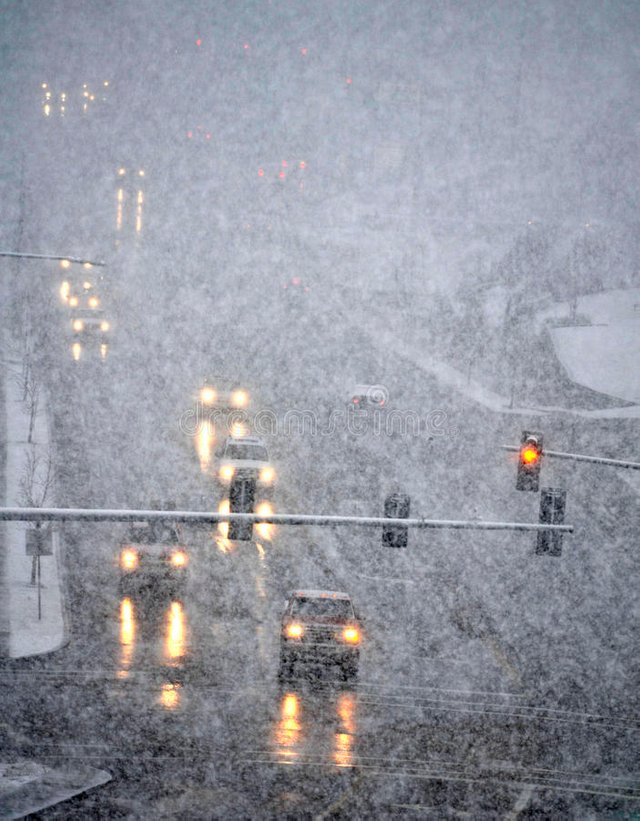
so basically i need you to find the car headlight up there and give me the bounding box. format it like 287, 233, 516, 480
69, 296, 79, 307
100, 321, 110, 332
285, 623, 304, 639
342, 627, 361, 645
120, 548, 139, 571
170, 550, 188, 568
73, 319, 84, 332
201, 387, 216, 405
231, 389, 248, 408
219, 464, 235, 481
259, 466, 275, 484
88, 296, 100, 309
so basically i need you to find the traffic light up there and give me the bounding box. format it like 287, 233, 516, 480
382, 494, 410, 548
516, 431, 543, 491
536, 488, 566, 556
228, 476, 256, 541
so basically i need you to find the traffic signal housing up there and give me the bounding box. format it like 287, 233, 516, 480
516, 431, 543, 491
536, 488, 566, 556
228, 476, 256, 541
382, 494, 410, 548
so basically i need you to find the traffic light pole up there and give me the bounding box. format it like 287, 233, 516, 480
0, 506, 573, 534
502, 444, 640, 471
0, 251, 106, 267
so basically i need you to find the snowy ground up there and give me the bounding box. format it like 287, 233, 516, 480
545, 288, 640, 405
2, 355, 67, 657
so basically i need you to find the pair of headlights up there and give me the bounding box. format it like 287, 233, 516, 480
120, 548, 188, 571
284, 623, 361, 644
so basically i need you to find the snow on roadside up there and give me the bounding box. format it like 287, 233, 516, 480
546, 288, 640, 405
3, 359, 67, 657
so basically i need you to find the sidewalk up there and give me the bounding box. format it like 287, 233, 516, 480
1, 354, 111, 816
2, 356, 66, 657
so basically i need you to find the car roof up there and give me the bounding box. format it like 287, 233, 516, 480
225, 436, 265, 446
291, 590, 352, 600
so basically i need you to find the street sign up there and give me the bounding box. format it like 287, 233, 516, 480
25, 527, 53, 556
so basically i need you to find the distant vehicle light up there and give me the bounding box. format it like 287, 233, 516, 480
69, 296, 79, 307
83, 262, 93, 269
60, 259, 71, 269
100, 321, 110, 332
286, 623, 304, 639
259, 466, 275, 484
231, 389, 248, 408
220, 464, 235, 482
170, 550, 188, 568
342, 627, 360, 644
200, 386, 216, 405
292, 277, 301, 286
120, 548, 139, 570
83, 281, 92, 290
60, 281, 70, 301
73, 319, 84, 332
88, 296, 99, 309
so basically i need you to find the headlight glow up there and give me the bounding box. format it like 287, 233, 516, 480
69, 296, 79, 307
100, 321, 110, 332
73, 319, 84, 332
259, 466, 275, 484
170, 550, 188, 568
120, 548, 139, 570
286, 623, 304, 639
342, 627, 360, 644
88, 296, 99, 308
219, 464, 235, 481
231, 389, 248, 407
201, 387, 216, 405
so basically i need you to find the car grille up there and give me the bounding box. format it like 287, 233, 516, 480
302, 626, 338, 644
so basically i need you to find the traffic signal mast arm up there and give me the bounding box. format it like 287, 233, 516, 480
502, 444, 640, 471
0, 251, 106, 267
0, 506, 573, 533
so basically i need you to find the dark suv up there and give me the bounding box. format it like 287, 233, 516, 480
279, 590, 362, 681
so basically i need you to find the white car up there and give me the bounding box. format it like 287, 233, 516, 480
218, 435, 275, 485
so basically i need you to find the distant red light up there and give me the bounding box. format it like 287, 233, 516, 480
243, 42, 250, 50
292, 277, 301, 286
299, 161, 306, 169
352, 397, 359, 404
345, 77, 352, 85
187, 131, 193, 138
196, 38, 202, 47
206, 132, 211, 139
258, 168, 265, 177
279, 171, 286, 179
300, 47, 308, 56
282, 160, 288, 167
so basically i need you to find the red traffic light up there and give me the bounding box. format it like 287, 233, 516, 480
521, 445, 540, 464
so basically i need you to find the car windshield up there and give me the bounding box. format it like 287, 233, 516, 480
225, 444, 268, 461
290, 597, 354, 619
